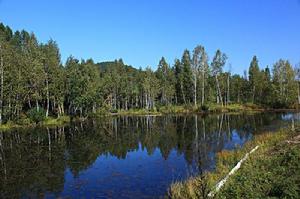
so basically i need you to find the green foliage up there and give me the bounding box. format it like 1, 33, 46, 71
27, 107, 46, 124
181, 50, 194, 103
43, 116, 70, 126
0, 22, 299, 124
170, 128, 300, 199
156, 57, 175, 105
110, 108, 118, 113
200, 104, 209, 112
159, 105, 185, 114
218, 140, 300, 198
16, 114, 31, 125
243, 102, 261, 109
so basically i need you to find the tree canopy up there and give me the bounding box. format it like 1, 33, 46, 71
0, 22, 299, 123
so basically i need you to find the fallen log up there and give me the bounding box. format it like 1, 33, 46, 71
208, 145, 259, 198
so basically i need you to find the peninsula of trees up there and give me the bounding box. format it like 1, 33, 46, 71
0, 23, 299, 124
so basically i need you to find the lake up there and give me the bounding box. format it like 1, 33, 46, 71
0, 112, 299, 198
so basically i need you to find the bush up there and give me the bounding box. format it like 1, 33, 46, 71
183, 104, 194, 111
16, 114, 31, 125
5, 120, 15, 126
43, 116, 70, 125
27, 107, 46, 124
58, 115, 70, 123
200, 105, 209, 112
271, 101, 289, 109
88, 109, 108, 118
244, 102, 261, 109
110, 108, 118, 113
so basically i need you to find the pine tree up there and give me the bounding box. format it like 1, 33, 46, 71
248, 56, 261, 103
156, 57, 175, 105
181, 50, 193, 104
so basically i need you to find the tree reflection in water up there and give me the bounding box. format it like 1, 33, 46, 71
0, 112, 293, 198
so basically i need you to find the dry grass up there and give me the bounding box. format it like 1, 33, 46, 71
169, 126, 297, 199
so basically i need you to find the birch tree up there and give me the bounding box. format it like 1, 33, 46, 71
295, 63, 300, 105
192, 45, 209, 106
272, 59, 297, 107
211, 50, 227, 106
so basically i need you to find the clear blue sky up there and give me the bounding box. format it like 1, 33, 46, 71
0, 0, 300, 74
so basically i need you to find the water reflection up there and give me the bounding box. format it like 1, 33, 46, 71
0, 112, 294, 198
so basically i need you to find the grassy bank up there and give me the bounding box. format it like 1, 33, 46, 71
113, 109, 162, 116
169, 125, 300, 199
0, 103, 296, 130
107, 103, 266, 116
42, 116, 71, 126
0, 116, 70, 131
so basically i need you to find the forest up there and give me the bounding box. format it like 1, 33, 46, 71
0, 22, 299, 124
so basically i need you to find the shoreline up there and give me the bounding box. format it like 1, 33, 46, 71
0, 105, 298, 130
0, 116, 71, 131
169, 125, 300, 198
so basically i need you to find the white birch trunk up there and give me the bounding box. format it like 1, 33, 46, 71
208, 146, 259, 198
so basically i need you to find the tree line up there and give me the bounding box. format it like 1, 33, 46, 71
0, 23, 299, 123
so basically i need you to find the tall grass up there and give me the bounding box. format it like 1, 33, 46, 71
169, 126, 298, 199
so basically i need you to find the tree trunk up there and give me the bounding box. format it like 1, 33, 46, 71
28, 99, 32, 109
125, 97, 128, 110
0, 46, 3, 124
298, 82, 300, 105
195, 115, 198, 155
58, 104, 61, 117
113, 90, 117, 110
227, 74, 230, 105
8, 89, 11, 121
194, 74, 197, 106
46, 75, 49, 117
152, 95, 155, 109
36, 99, 39, 111
181, 82, 186, 104
80, 107, 83, 118
61, 103, 64, 115
135, 94, 138, 108
92, 103, 96, 113
252, 86, 256, 103
208, 146, 260, 198
145, 93, 148, 109
201, 71, 205, 105
215, 75, 223, 106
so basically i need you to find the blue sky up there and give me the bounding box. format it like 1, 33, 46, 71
0, 0, 299, 74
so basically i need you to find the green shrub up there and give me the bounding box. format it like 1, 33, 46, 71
183, 104, 194, 111
160, 105, 173, 114
88, 109, 108, 118
58, 115, 70, 123
16, 115, 31, 125
43, 115, 70, 125
5, 120, 15, 126
271, 101, 289, 109
27, 107, 46, 124
244, 102, 261, 109
110, 108, 118, 113
200, 105, 209, 112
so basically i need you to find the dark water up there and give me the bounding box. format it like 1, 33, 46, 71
0, 112, 299, 198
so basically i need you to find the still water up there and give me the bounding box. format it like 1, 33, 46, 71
0, 112, 298, 198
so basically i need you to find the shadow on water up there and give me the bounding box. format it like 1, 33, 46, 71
0, 112, 298, 198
